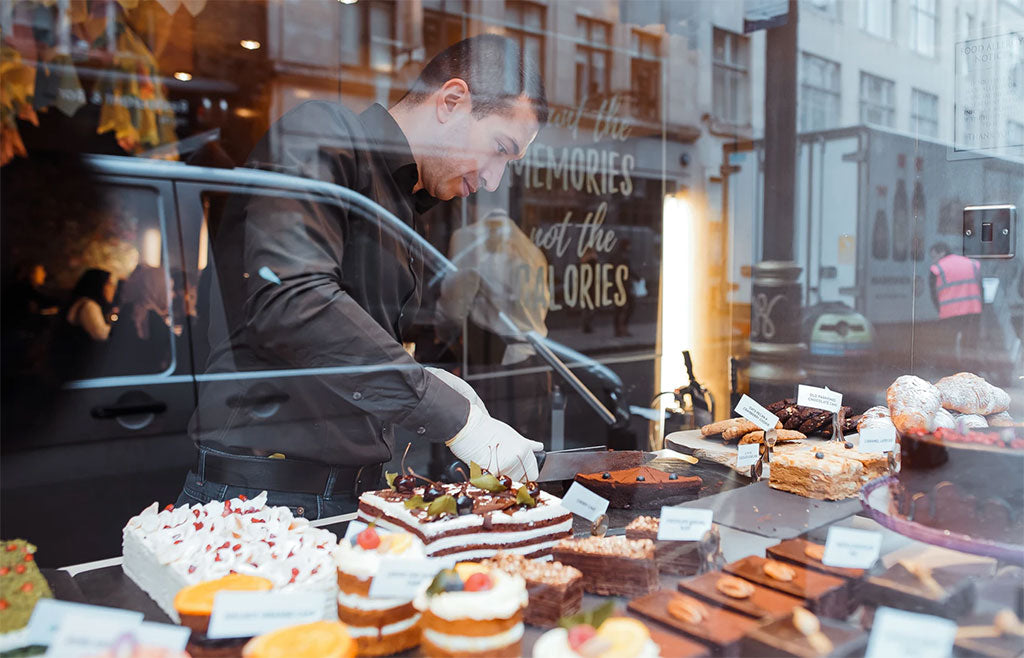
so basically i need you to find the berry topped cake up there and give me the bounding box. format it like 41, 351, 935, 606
0, 539, 53, 653
356, 463, 571, 561
122, 492, 338, 623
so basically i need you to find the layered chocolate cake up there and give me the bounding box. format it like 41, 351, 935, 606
859, 559, 984, 619
742, 609, 867, 657
625, 516, 700, 575
627, 590, 760, 656
550, 536, 659, 598
723, 556, 853, 618
678, 571, 802, 620
892, 427, 1024, 545
479, 552, 582, 627
574, 466, 701, 509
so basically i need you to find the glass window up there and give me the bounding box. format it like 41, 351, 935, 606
506, 1, 545, 89
576, 15, 612, 105
800, 52, 841, 132
910, 0, 937, 57
631, 30, 661, 122
368, 1, 396, 72
713, 27, 751, 126
911, 88, 939, 138
860, 71, 896, 127
860, 0, 894, 40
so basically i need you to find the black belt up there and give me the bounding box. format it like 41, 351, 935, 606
196, 447, 382, 498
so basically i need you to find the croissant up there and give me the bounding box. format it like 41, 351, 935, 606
934, 372, 1011, 415
886, 376, 941, 434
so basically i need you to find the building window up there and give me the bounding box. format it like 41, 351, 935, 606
910, 0, 937, 57
368, 1, 397, 72
506, 1, 545, 87
630, 30, 660, 122
860, 71, 895, 127
712, 27, 751, 126
911, 89, 939, 137
804, 0, 840, 20
423, 0, 466, 58
800, 53, 841, 132
860, 0, 894, 39
576, 15, 611, 106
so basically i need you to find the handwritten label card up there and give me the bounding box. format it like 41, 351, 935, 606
45, 614, 140, 658
822, 526, 882, 569
859, 425, 897, 453
797, 385, 843, 413
865, 607, 956, 658
207, 591, 324, 639
736, 443, 760, 469
561, 482, 610, 522
134, 621, 191, 652
28, 600, 142, 648
369, 558, 450, 599
658, 508, 713, 541
735, 395, 777, 431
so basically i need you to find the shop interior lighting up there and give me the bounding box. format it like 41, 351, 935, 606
337, 0, 358, 4
173, 71, 192, 82
240, 39, 261, 50
659, 193, 697, 424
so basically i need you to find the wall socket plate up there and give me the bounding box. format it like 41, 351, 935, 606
963, 204, 1016, 259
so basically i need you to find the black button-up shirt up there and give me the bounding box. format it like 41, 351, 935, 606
190, 101, 469, 466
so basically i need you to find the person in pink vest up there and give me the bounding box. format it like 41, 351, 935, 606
929, 242, 982, 363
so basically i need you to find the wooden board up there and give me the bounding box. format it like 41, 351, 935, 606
665, 429, 860, 476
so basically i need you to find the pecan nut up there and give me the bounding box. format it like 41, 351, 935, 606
715, 575, 756, 599
763, 559, 796, 582
667, 595, 709, 624
803, 543, 825, 562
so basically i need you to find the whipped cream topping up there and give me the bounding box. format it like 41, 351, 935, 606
413, 569, 527, 621
533, 627, 660, 658
345, 613, 421, 638
122, 492, 337, 591
423, 623, 524, 652
335, 531, 426, 581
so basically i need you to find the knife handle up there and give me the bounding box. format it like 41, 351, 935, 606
533, 450, 546, 476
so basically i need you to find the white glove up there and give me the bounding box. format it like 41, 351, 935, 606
425, 366, 488, 414
447, 406, 543, 482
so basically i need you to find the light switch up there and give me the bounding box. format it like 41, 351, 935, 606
963, 205, 1015, 258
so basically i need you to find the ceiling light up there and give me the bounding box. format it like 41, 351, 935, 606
173, 71, 192, 82
240, 39, 261, 50
337, 0, 358, 4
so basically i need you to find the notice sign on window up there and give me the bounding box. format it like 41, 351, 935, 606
955, 33, 1024, 151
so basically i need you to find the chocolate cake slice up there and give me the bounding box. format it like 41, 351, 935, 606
742, 611, 867, 657
679, 571, 802, 619
550, 536, 658, 598
625, 516, 701, 576
575, 466, 701, 509
627, 589, 760, 657
859, 560, 983, 619
722, 556, 852, 618
479, 552, 582, 627
767, 538, 867, 580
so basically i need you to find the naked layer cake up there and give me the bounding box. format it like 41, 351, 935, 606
335, 526, 425, 656
357, 479, 571, 562
550, 536, 659, 598
769, 450, 865, 500
625, 515, 700, 575
574, 466, 701, 509
122, 492, 338, 623
479, 552, 582, 627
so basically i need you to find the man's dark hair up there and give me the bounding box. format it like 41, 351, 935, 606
931, 242, 950, 257
401, 34, 548, 127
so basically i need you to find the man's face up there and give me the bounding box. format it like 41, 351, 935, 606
419, 94, 540, 201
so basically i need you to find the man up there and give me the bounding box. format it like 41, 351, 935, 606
178, 35, 546, 518
929, 241, 983, 363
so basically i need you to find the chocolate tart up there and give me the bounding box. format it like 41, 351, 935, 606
742, 612, 868, 657
627, 589, 760, 657
722, 556, 852, 618
859, 561, 984, 619
575, 466, 701, 509
766, 538, 867, 581
678, 571, 802, 620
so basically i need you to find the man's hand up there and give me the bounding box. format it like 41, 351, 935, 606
447, 406, 543, 482
425, 366, 487, 414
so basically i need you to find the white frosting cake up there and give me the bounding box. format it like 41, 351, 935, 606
357, 484, 572, 561
122, 492, 338, 622
533, 627, 661, 658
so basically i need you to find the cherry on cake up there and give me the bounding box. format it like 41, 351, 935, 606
122, 492, 338, 623
335, 526, 424, 656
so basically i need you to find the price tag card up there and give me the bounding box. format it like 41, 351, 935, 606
134, 621, 191, 652
822, 526, 882, 569
343, 520, 369, 542
658, 507, 713, 541
797, 385, 843, 413
859, 425, 897, 453
207, 591, 324, 639
28, 600, 143, 648
45, 614, 141, 658
734, 395, 777, 431
369, 558, 449, 599
865, 607, 956, 658
736, 443, 760, 469
561, 482, 610, 522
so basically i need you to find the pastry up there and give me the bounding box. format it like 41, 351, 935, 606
768, 450, 864, 500
860, 559, 986, 619
532, 617, 668, 658
743, 609, 867, 657
857, 406, 894, 433
953, 413, 989, 429
813, 441, 891, 481
935, 372, 1011, 415
701, 417, 758, 437
335, 526, 424, 656
0, 539, 53, 650
987, 411, 1015, 427
887, 375, 942, 433
678, 571, 802, 619
625, 516, 700, 576
574, 466, 701, 509
122, 492, 338, 623
766, 538, 867, 581
723, 556, 852, 618
357, 474, 571, 561
628, 589, 759, 656
738, 429, 806, 444
479, 552, 582, 627
414, 565, 528, 658
550, 536, 659, 598
242, 620, 356, 658
723, 419, 783, 440
934, 407, 958, 429
768, 399, 858, 437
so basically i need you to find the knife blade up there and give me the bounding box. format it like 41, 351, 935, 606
534, 448, 655, 482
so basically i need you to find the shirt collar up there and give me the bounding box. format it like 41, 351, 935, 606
359, 103, 439, 213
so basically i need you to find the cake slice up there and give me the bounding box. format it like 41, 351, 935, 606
479, 552, 582, 627
628, 589, 760, 656
723, 556, 853, 618
814, 442, 890, 481
625, 515, 700, 575
574, 466, 701, 509
769, 451, 864, 500
678, 571, 802, 619
550, 536, 658, 598
766, 538, 867, 581
0, 539, 53, 652
742, 609, 868, 657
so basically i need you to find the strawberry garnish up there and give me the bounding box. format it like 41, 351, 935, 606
0, 567, 8, 576
463, 572, 493, 592
232, 544, 241, 552
20, 582, 33, 593
5, 544, 16, 552
164, 504, 174, 512
0, 599, 8, 610
14, 565, 25, 574
188, 565, 197, 574
238, 494, 248, 501
568, 624, 597, 651
356, 526, 380, 550
251, 518, 266, 523
194, 522, 204, 531
23, 554, 33, 562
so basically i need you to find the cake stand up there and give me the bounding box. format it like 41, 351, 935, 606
859, 475, 1024, 565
